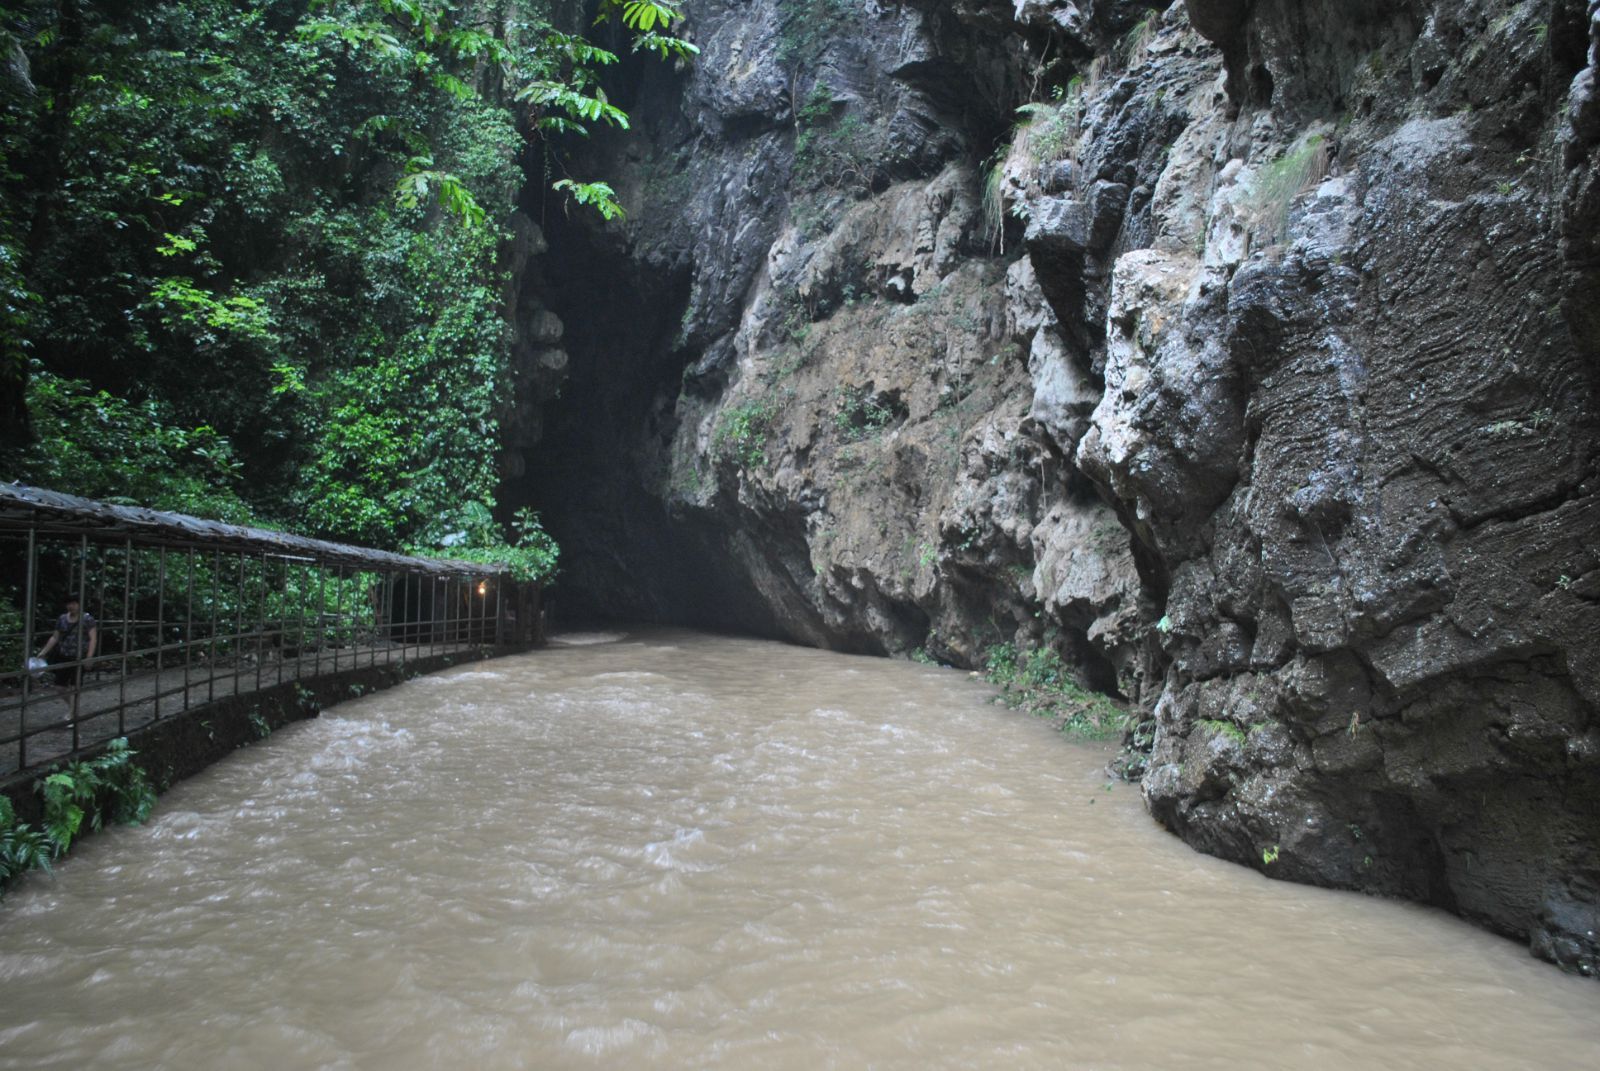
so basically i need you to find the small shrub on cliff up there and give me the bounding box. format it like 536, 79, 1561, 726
984, 80, 1087, 241
793, 84, 876, 193
833, 385, 897, 441
1245, 135, 1331, 242
776, 0, 854, 73
983, 641, 1126, 739
1117, 9, 1160, 66
1015, 99, 1079, 168
714, 399, 780, 468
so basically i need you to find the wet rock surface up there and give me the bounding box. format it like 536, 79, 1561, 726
509, 0, 1600, 974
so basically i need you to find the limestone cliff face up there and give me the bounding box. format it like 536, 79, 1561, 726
515, 0, 1600, 973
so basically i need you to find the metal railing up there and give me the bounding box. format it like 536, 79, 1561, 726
1, 485, 527, 777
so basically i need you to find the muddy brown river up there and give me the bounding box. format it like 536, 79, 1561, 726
1, 630, 1595, 1068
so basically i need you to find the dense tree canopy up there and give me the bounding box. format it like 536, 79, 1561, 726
0, 0, 692, 576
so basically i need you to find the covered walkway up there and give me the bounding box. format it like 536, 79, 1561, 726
1, 484, 536, 776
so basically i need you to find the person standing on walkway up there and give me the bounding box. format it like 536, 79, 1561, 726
36, 596, 97, 690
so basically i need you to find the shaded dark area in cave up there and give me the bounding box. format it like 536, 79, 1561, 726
506, 181, 790, 640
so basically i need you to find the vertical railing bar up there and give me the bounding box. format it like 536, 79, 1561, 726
184, 548, 195, 715
333, 564, 344, 674
493, 573, 503, 650
235, 553, 245, 698
384, 571, 393, 667
315, 562, 325, 679
71, 534, 88, 754
256, 553, 267, 695
155, 547, 166, 723
95, 542, 108, 661
18, 527, 36, 771
276, 559, 286, 687
297, 561, 306, 683
208, 549, 220, 704
119, 538, 131, 738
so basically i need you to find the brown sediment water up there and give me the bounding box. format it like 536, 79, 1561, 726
0, 630, 1595, 1069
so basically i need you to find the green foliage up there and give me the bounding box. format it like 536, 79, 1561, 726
1198, 718, 1248, 745
1014, 95, 1081, 167
1, 0, 516, 543
38, 738, 156, 859
983, 641, 1126, 739
417, 506, 559, 584
776, 0, 851, 72
2, 0, 695, 554
1117, 9, 1160, 65
793, 82, 875, 192
1246, 135, 1330, 241
984, 80, 1087, 236
713, 399, 779, 469
0, 796, 55, 887
1, 738, 155, 894
552, 179, 626, 221
833, 384, 895, 441
593, 0, 685, 34
980, 148, 1009, 253
15, 369, 255, 522
1, 584, 25, 670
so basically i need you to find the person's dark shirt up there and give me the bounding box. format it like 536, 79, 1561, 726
55, 612, 96, 658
